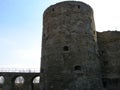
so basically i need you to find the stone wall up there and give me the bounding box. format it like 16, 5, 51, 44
40, 1, 104, 90
97, 31, 120, 90
40, 1, 120, 90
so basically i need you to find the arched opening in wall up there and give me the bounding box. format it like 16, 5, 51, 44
33, 76, 40, 84
32, 76, 40, 90
103, 81, 107, 88
14, 76, 24, 88
102, 78, 107, 88
0, 76, 5, 88
63, 46, 69, 51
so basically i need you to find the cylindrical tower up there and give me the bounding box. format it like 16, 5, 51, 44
40, 1, 104, 90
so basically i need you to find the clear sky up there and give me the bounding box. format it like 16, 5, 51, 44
0, 0, 120, 70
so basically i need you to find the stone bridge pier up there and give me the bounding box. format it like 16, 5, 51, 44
0, 72, 40, 90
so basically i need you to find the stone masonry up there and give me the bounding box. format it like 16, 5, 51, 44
97, 31, 120, 90
0, 72, 40, 90
40, 1, 120, 90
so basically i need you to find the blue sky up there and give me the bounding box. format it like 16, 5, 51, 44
0, 0, 120, 70
0, 0, 42, 69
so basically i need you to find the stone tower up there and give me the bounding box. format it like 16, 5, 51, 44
40, 1, 104, 90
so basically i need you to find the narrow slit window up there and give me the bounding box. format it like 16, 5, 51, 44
52, 8, 54, 11
102, 81, 107, 88
78, 5, 80, 9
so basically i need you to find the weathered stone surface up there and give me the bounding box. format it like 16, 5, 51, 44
40, 1, 120, 90
97, 31, 120, 90
40, 1, 104, 90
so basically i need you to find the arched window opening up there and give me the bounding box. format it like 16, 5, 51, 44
14, 76, 24, 87
0, 76, 5, 85
33, 76, 40, 84
74, 65, 81, 71
63, 46, 69, 51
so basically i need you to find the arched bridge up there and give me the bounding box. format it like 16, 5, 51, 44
0, 71, 40, 90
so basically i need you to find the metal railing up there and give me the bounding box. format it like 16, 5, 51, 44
0, 68, 40, 73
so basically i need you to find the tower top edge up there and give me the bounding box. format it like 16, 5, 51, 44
51, 1, 92, 7
43, 1, 93, 16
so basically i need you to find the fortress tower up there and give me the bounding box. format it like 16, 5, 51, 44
40, 1, 104, 90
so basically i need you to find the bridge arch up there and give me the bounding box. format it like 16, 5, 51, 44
14, 76, 25, 87
0, 76, 5, 85
0, 72, 40, 90
31, 75, 40, 90
32, 75, 40, 84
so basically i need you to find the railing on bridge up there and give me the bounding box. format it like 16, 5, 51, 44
0, 68, 40, 73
